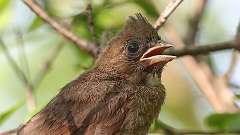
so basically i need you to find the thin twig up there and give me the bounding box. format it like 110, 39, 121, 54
86, 3, 98, 45
224, 22, 240, 82
154, 0, 183, 30
33, 42, 64, 88
184, 0, 208, 45
16, 31, 31, 83
0, 125, 23, 135
22, 0, 99, 57
164, 25, 237, 112
178, 130, 240, 135
163, 41, 240, 57
224, 51, 239, 81
183, 0, 209, 71
0, 39, 36, 112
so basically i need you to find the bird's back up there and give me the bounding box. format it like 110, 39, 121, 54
18, 69, 133, 135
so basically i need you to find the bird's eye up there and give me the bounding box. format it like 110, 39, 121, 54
127, 41, 140, 54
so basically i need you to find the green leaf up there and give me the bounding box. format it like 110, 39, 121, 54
206, 113, 240, 131
0, 0, 12, 30
131, 0, 159, 17
28, 16, 43, 31
0, 102, 23, 125
0, 0, 11, 12
236, 94, 240, 99
45, 0, 86, 17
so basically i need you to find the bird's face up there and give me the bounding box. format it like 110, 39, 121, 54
96, 14, 175, 78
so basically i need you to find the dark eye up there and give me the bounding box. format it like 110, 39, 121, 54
127, 41, 140, 54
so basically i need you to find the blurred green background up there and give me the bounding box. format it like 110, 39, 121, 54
0, 0, 240, 134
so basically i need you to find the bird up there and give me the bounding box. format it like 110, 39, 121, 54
18, 13, 175, 135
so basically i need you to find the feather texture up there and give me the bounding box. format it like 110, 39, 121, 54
18, 13, 167, 135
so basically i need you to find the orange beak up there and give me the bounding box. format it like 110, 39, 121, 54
140, 41, 176, 68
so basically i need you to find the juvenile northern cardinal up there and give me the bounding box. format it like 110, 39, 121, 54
18, 13, 175, 135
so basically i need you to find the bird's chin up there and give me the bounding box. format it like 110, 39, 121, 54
139, 44, 176, 69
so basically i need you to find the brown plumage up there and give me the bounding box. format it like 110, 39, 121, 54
18, 13, 175, 135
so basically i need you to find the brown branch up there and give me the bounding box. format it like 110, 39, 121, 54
224, 51, 239, 81
22, 0, 99, 57
164, 25, 238, 112
154, 0, 183, 30
155, 120, 240, 135
184, 0, 208, 45
86, 3, 98, 45
0, 39, 36, 112
224, 22, 240, 81
164, 41, 240, 57
177, 130, 240, 135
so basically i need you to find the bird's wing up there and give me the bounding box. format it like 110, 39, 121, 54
72, 88, 130, 135
18, 74, 131, 135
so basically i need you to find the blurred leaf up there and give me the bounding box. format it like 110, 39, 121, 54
206, 113, 240, 131
0, 0, 10, 12
131, 0, 158, 17
28, 16, 43, 31
72, 14, 92, 40
45, 0, 86, 18
66, 42, 94, 69
0, 0, 12, 30
0, 102, 23, 125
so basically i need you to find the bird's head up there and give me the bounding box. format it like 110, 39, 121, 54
96, 13, 175, 81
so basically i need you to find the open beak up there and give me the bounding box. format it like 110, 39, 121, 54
140, 41, 176, 68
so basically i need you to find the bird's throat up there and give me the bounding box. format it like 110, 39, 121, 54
145, 72, 162, 87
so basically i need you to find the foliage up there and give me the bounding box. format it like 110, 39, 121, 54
0, 102, 23, 126
206, 113, 240, 132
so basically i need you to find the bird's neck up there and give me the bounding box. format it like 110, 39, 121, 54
94, 64, 163, 86
93, 66, 129, 81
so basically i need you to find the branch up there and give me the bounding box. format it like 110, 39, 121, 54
164, 41, 240, 57
0, 39, 36, 112
156, 120, 240, 135
0, 125, 23, 135
184, 0, 208, 45
163, 25, 237, 112
86, 3, 98, 46
223, 51, 239, 81
154, 0, 183, 30
22, 0, 99, 57
224, 22, 240, 81
16, 31, 31, 81
178, 130, 240, 135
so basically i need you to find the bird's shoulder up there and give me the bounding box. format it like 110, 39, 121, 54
18, 69, 133, 135
58, 69, 131, 102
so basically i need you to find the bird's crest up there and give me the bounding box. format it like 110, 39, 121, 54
121, 13, 159, 41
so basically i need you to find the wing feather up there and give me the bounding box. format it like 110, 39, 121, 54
18, 72, 130, 135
